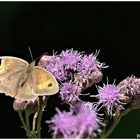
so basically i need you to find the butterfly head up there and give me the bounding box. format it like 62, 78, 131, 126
27, 61, 35, 73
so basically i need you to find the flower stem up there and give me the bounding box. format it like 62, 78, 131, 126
32, 111, 38, 131
36, 97, 43, 138
101, 108, 132, 138
25, 110, 31, 132
102, 115, 121, 138
17, 111, 30, 137
36, 96, 49, 138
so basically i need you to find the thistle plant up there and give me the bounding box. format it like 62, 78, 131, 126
5, 48, 140, 138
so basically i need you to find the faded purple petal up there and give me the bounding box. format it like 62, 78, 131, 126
60, 82, 81, 103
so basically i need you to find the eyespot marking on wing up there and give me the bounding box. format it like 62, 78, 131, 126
48, 83, 53, 88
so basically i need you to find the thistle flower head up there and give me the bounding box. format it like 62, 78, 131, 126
73, 102, 102, 137
80, 54, 99, 73
60, 82, 81, 103
38, 55, 53, 67
60, 49, 82, 71
39, 49, 107, 105
118, 76, 140, 109
48, 102, 103, 138
74, 51, 106, 87
13, 98, 38, 112
13, 99, 26, 111
74, 70, 103, 88
118, 75, 140, 96
48, 108, 77, 138
79, 51, 107, 75
96, 82, 123, 115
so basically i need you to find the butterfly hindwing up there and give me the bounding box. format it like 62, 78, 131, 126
15, 73, 37, 100
32, 66, 59, 95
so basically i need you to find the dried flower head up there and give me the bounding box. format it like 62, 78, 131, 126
13, 99, 26, 111
74, 70, 103, 88
13, 99, 38, 112
118, 76, 140, 109
118, 75, 140, 96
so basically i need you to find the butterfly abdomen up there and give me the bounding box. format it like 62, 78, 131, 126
18, 72, 30, 88
18, 62, 35, 89
18, 62, 35, 88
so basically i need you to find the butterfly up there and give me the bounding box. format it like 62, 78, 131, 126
0, 56, 59, 100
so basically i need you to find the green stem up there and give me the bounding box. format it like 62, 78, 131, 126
18, 111, 30, 137
36, 97, 43, 138
102, 115, 122, 138
25, 110, 31, 132
18, 111, 28, 132
36, 96, 49, 138
32, 111, 38, 131
102, 108, 132, 138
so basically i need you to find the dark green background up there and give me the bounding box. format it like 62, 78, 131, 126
0, 2, 140, 138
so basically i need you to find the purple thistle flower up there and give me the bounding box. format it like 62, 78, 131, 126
73, 102, 103, 138
60, 49, 82, 71
80, 54, 98, 73
60, 82, 81, 103
96, 82, 123, 115
118, 75, 140, 96
79, 51, 107, 75
48, 102, 103, 138
47, 108, 77, 138
74, 51, 106, 87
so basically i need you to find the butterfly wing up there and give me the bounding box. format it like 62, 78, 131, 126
15, 73, 37, 100
32, 66, 59, 96
0, 56, 28, 79
0, 56, 29, 97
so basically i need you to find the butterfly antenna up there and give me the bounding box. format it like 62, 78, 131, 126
34, 52, 48, 62
28, 46, 49, 62
28, 47, 34, 61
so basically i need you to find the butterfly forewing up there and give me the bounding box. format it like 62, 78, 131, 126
32, 66, 59, 95
0, 56, 28, 79
0, 56, 29, 97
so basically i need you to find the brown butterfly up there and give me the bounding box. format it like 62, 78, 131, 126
0, 56, 59, 100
